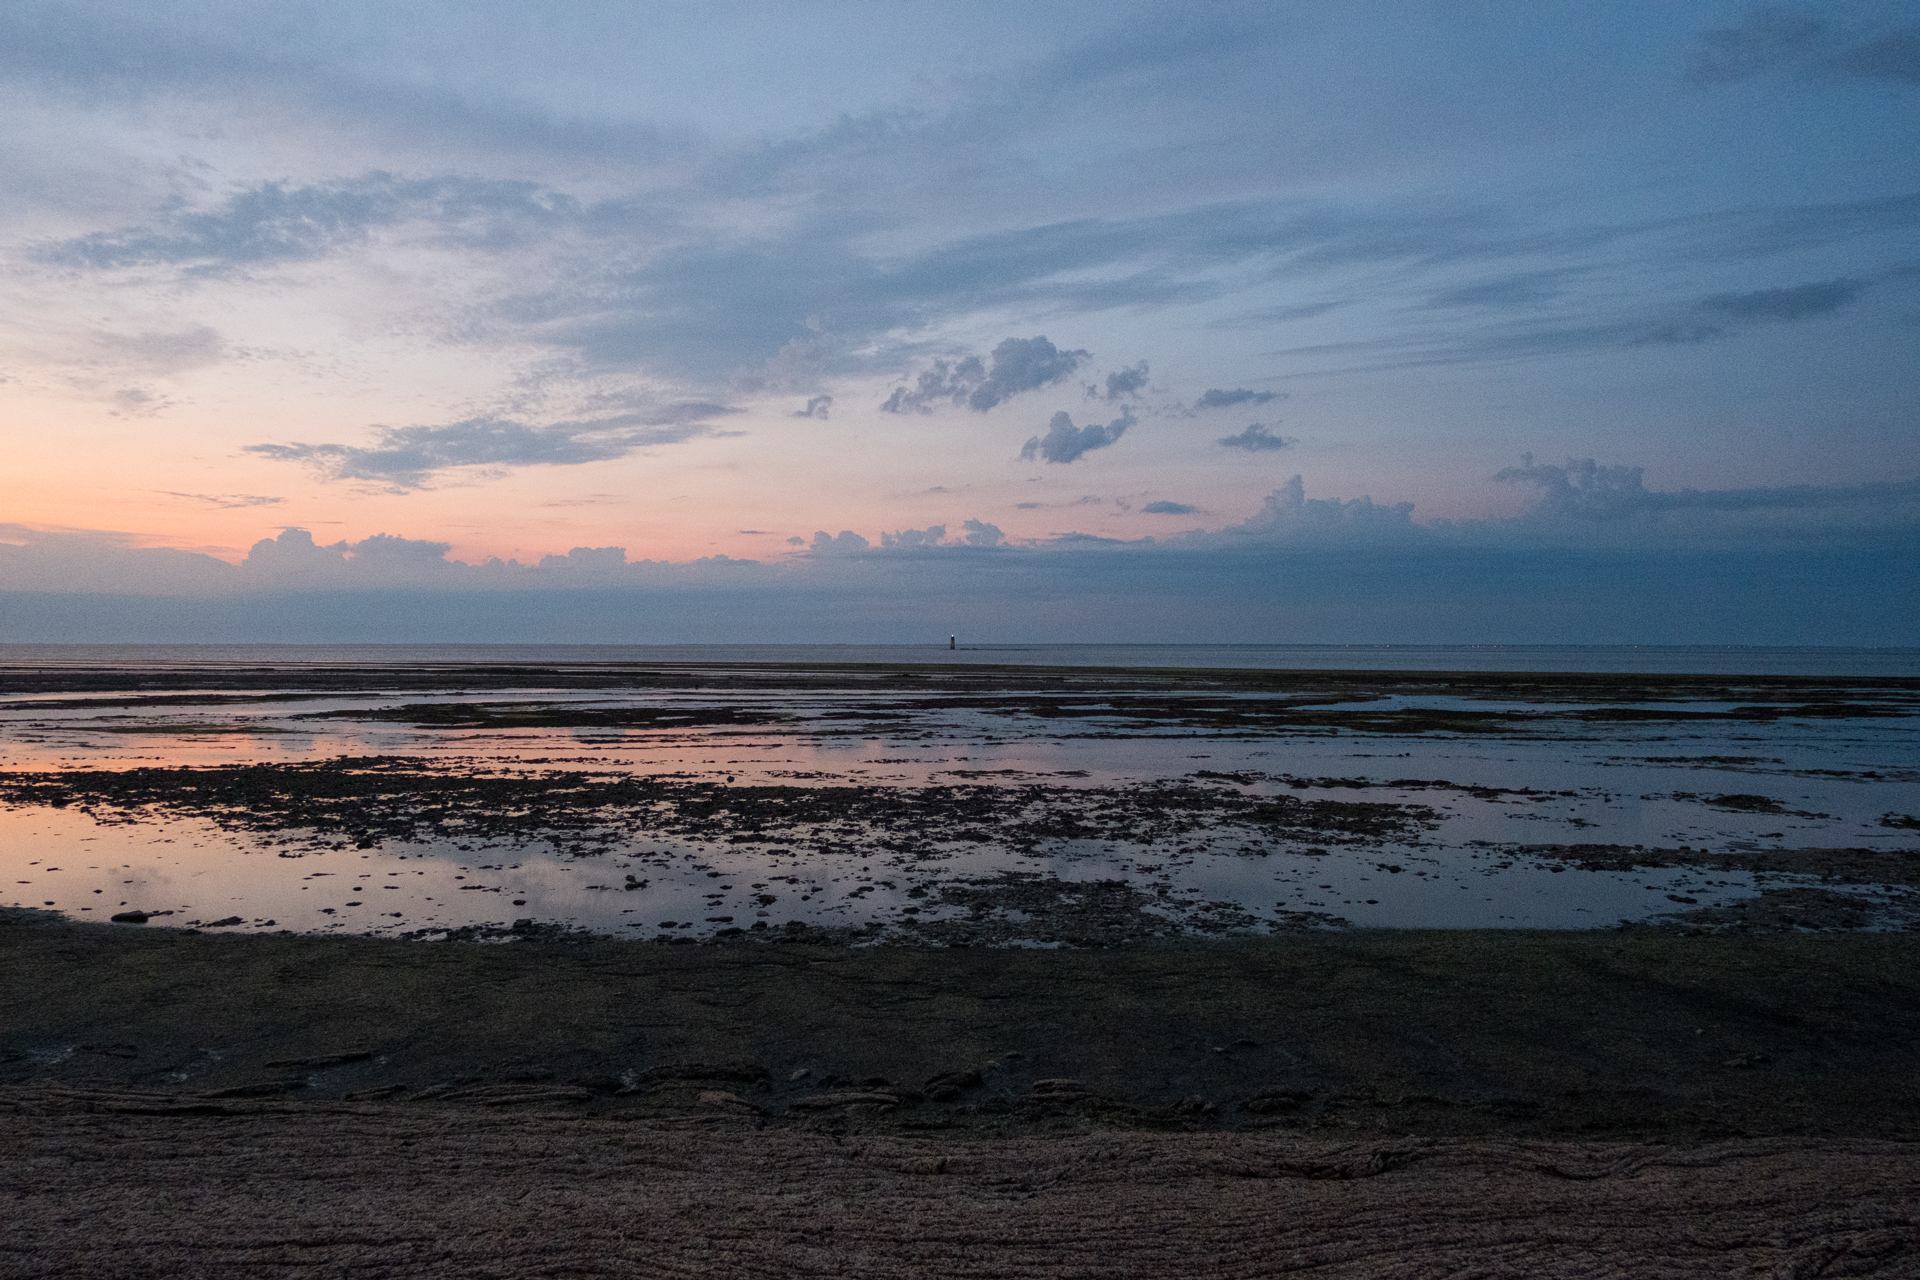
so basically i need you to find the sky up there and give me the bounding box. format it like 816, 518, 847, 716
0, 0, 1916, 644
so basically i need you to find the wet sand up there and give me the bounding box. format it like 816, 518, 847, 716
6, 915, 1920, 1276
9, 913, 1920, 1136
10, 1091, 1917, 1279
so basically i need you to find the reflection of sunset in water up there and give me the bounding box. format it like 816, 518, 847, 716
5, 671, 1916, 940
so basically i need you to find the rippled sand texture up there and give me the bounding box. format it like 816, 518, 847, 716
7, 1088, 1917, 1280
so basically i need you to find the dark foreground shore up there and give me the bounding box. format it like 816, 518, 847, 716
6, 914, 1920, 1276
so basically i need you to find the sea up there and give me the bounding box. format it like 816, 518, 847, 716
0, 642, 1914, 677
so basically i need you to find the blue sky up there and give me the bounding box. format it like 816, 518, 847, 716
0, 1, 1915, 642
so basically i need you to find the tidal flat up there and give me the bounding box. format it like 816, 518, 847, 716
5, 659, 1920, 1276
2, 660, 1916, 941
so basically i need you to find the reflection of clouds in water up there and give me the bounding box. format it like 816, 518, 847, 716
0, 794, 1901, 938
3, 677, 1918, 938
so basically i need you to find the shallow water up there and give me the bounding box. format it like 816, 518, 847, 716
2, 663, 1915, 941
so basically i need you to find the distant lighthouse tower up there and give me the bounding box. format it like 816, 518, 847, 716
949, 634, 957, 650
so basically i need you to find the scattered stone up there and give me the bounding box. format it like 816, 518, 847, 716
696, 1090, 756, 1110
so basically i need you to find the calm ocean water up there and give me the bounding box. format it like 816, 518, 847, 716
0, 642, 1914, 677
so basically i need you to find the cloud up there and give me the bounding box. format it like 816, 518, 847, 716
881, 524, 946, 549
1421, 272, 1573, 310
90, 325, 227, 371
243, 527, 453, 579
792, 394, 833, 419
853, 519, 1009, 552
1217, 423, 1293, 452
1141, 500, 1198, 514
1698, 277, 1866, 321
1195, 387, 1282, 410
881, 336, 1089, 413
0, 5, 696, 171
1221, 475, 1418, 542
106, 386, 176, 418
1690, 8, 1920, 86
157, 491, 284, 510
1838, 30, 1920, 82
536, 545, 629, 573
1688, 7, 1831, 83
879, 356, 982, 415
5, 460, 1918, 647
1091, 361, 1149, 401
1021, 407, 1134, 464
961, 518, 1005, 548
39, 174, 584, 275
246, 411, 726, 489
1496, 456, 1920, 523
1261, 258, 1911, 377
0, 524, 236, 595
970, 337, 1091, 411
1205, 300, 1347, 330
809, 530, 872, 556
1630, 322, 1727, 347
53, 164, 1911, 400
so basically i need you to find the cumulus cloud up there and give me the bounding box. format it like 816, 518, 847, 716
1090, 361, 1149, 401
0, 525, 236, 595
244, 527, 452, 578
246, 410, 728, 489
881, 336, 1089, 413
961, 518, 1005, 547
809, 530, 872, 555
792, 394, 833, 419
1195, 387, 1281, 410
5, 461, 1918, 647
881, 356, 982, 415
857, 520, 1009, 552
881, 524, 947, 549
1698, 277, 1866, 321
1217, 423, 1293, 451
1141, 500, 1197, 514
1224, 475, 1417, 540
536, 545, 629, 572
1021, 407, 1134, 464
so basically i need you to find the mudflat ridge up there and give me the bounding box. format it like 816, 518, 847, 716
6, 916, 1920, 1138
